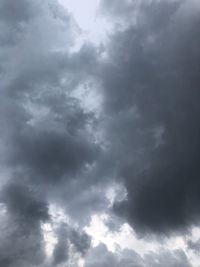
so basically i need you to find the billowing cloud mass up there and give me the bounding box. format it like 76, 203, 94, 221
100, 0, 200, 235
1, 0, 200, 266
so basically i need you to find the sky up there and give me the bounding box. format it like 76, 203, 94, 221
1, 0, 200, 266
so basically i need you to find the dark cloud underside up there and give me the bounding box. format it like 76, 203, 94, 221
0, 0, 98, 265
100, 0, 200, 234
1, 0, 200, 266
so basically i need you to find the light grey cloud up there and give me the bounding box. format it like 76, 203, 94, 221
84, 243, 192, 267
187, 238, 200, 254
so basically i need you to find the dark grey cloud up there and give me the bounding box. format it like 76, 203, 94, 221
0, 223, 45, 267
0, 182, 47, 267
0, 0, 101, 266
53, 226, 69, 266
9, 112, 99, 184
1, 0, 200, 266
98, 0, 200, 234
1, 182, 49, 223
69, 227, 91, 256
84, 244, 192, 267
52, 223, 91, 266
0, 0, 36, 24
100, 0, 181, 28
0, 0, 100, 198
0, 0, 39, 46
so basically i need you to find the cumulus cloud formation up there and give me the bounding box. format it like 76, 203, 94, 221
1, 0, 200, 266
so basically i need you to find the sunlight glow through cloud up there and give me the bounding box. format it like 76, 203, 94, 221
58, 0, 111, 45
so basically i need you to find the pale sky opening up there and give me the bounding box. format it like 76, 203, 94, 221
58, 0, 111, 45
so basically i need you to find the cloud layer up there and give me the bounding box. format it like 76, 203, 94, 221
1, 0, 200, 266
99, 0, 200, 234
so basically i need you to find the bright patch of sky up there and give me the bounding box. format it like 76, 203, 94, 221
58, 0, 110, 130
41, 203, 200, 267
58, 0, 112, 46
71, 79, 103, 116
84, 214, 200, 266
84, 214, 158, 255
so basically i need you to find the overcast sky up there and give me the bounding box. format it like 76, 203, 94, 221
1, 0, 200, 266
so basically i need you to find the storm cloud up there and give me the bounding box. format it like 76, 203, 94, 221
99, 0, 200, 234
0, 0, 99, 265
1, 0, 200, 266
